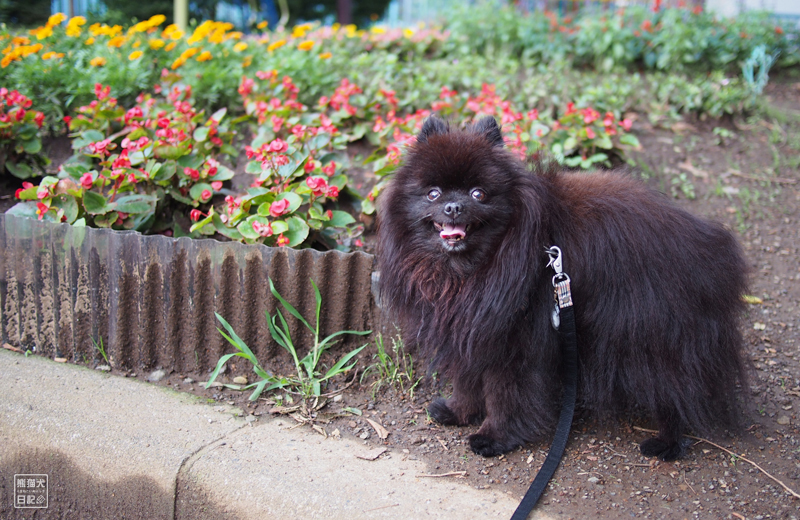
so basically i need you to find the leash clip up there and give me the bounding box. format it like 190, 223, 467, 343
546, 246, 573, 329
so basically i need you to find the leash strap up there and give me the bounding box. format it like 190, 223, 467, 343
511, 247, 578, 520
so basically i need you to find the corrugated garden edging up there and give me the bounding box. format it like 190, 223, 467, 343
0, 214, 377, 374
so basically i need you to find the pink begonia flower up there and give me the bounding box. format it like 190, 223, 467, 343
269, 198, 290, 217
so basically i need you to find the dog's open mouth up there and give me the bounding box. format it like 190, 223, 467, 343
433, 222, 471, 248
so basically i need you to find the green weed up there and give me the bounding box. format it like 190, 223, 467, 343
92, 337, 109, 365
361, 333, 422, 398
206, 278, 370, 401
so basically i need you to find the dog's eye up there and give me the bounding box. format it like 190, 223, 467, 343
427, 189, 441, 201
471, 189, 486, 202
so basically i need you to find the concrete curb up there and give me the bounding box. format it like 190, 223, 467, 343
0, 350, 558, 519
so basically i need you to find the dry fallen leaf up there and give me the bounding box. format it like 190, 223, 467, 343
742, 294, 763, 304
678, 160, 709, 180
366, 418, 389, 440
356, 447, 387, 461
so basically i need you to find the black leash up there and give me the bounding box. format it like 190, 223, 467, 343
511, 246, 578, 520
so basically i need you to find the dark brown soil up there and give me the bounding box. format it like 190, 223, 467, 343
3, 78, 800, 519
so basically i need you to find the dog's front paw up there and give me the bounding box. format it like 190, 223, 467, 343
639, 437, 686, 461
468, 433, 510, 457
428, 398, 459, 425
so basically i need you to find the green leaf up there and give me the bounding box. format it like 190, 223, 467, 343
284, 216, 310, 247
246, 160, 264, 175
5, 201, 39, 218
112, 194, 157, 214
155, 161, 177, 182
209, 107, 227, 123
189, 183, 214, 201
619, 134, 641, 148
322, 344, 368, 381
269, 278, 313, 332
62, 163, 90, 179
271, 220, 288, 235
154, 145, 189, 160
189, 213, 213, 233
52, 194, 79, 223
93, 211, 118, 227
361, 198, 375, 215
238, 216, 267, 240
82, 191, 111, 215
212, 164, 235, 181
5, 161, 33, 179
193, 127, 209, 142
328, 210, 355, 227
72, 130, 105, 150
212, 213, 243, 240
22, 137, 42, 154
278, 192, 303, 213
177, 155, 205, 170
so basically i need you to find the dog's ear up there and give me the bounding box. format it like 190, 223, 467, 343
471, 116, 504, 148
417, 116, 449, 144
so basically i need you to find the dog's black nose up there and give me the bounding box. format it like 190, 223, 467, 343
444, 202, 462, 216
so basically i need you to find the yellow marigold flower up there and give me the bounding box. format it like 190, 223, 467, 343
149, 38, 165, 50
163, 24, 184, 40
297, 40, 314, 51
164, 41, 177, 51
48, 13, 67, 26
256, 20, 268, 29
90, 56, 106, 67
267, 39, 286, 52
12, 36, 31, 46
133, 40, 141, 48
129, 50, 143, 60
332, 23, 341, 31
196, 50, 212, 61
344, 24, 357, 36
242, 55, 252, 67
170, 57, 185, 69
181, 47, 199, 59
233, 42, 248, 52
403, 28, 415, 38
42, 51, 59, 59
66, 16, 85, 37
292, 27, 307, 38
107, 35, 126, 48
1, 55, 12, 68
85, 37, 95, 45
227, 31, 242, 40
370, 26, 386, 34
188, 20, 214, 44
208, 28, 226, 44
149, 15, 166, 26
319, 51, 332, 59
33, 26, 53, 40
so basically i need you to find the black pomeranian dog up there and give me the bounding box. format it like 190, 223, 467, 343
377, 115, 749, 461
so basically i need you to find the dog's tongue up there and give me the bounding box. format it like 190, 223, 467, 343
440, 223, 466, 240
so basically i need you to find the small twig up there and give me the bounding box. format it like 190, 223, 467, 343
364, 503, 400, 512
682, 470, 697, 495
731, 512, 746, 520
2, 343, 24, 353
634, 426, 800, 499
436, 435, 449, 451
416, 471, 467, 478
727, 169, 797, 185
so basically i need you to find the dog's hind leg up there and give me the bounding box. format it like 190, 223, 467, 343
639, 406, 688, 461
